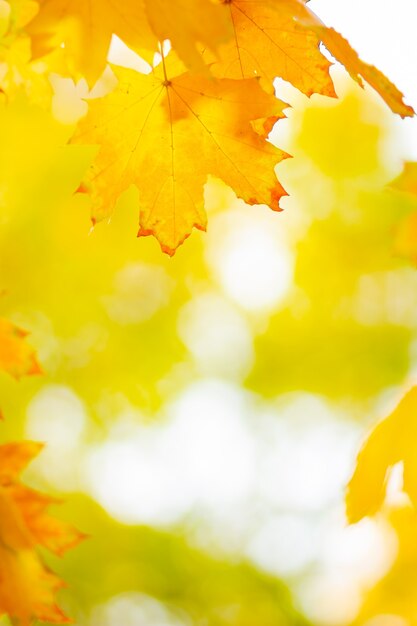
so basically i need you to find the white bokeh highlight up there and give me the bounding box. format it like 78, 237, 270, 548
177, 292, 254, 380
205, 205, 294, 313
25, 384, 87, 491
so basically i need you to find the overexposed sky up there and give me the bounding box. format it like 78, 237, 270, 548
310, 0, 417, 158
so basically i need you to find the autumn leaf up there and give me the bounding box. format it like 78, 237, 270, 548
394, 211, 417, 265
208, 0, 413, 117
18, 0, 414, 255
0, 0, 51, 103
211, 0, 336, 97
387, 163, 417, 263
391, 162, 417, 197
73, 53, 288, 255
26, 0, 414, 119
27, 0, 157, 86
0, 318, 41, 380
0, 0, 38, 37
346, 387, 417, 524
0, 441, 85, 625
27, 0, 232, 86
294, 0, 414, 118
145, 0, 232, 76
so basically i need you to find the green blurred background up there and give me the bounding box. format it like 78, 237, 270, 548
1, 64, 417, 626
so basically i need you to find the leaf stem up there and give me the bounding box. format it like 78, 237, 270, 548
159, 42, 171, 87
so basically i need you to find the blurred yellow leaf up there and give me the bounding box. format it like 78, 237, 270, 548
0, 0, 53, 104
0, 318, 41, 380
388, 163, 417, 264
28, 0, 157, 85
391, 162, 417, 196
347, 387, 417, 523
355, 506, 417, 624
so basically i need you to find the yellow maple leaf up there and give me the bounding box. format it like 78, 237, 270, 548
73, 54, 288, 255
211, 0, 335, 97
145, 0, 232, 75
28, 0, 232, 86
0, 318, 41, 380
346, 387, 417, 524
22, 0, 416, 119
0, 441, 85, 625
28, 0, 157, 85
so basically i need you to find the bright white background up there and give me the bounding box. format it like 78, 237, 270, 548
310, 0, 417, 158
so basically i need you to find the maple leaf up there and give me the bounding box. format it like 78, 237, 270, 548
0, 318, 41, 380
73, 54, 288, 255
211, 0, 336, 97
24, 0, 415, 118
145, 0, 232, 76
346, 387, 417, 524
27, 0, 158, 86
28, 0, 232, 86
0, 441, 85, 625
293, 0, 414, 118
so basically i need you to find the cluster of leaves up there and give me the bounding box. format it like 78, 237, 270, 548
1, 2, 417, 624
0, 0, 414, 255
0, 323, 84, 625
0, 441, 84, 625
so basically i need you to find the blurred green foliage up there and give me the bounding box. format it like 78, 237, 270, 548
1, 78, 416, 626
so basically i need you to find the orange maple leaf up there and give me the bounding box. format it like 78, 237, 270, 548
73, 53, 289, 255
204, 0, 414, 118
293, 0, 414, 118
211, 0, 336, 97
0, 441, 85, 625
0, 318, 41, 381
